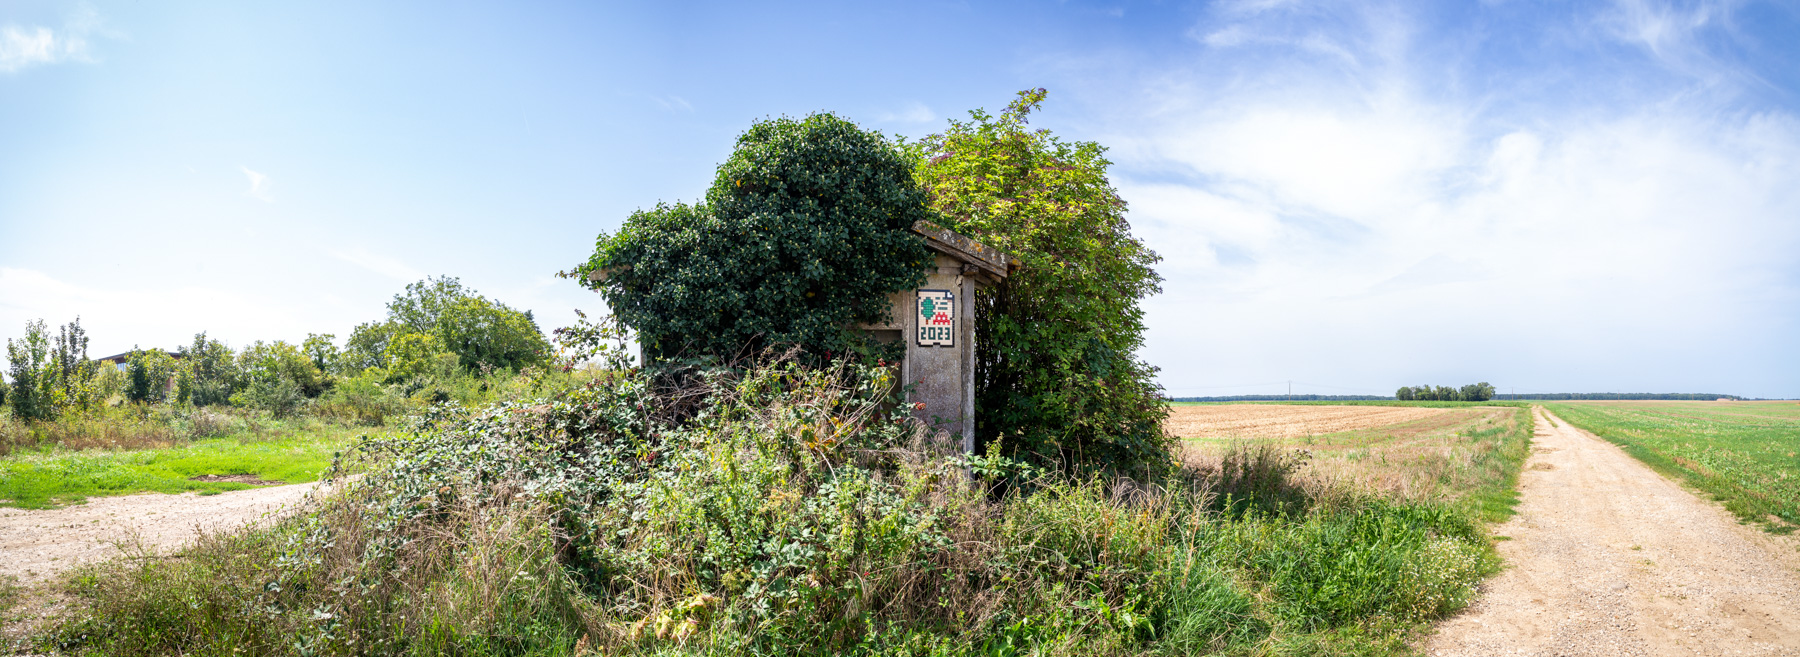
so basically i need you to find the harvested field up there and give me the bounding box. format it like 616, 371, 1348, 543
1166, 403, 1457, 439
1170, 403, 1529, 512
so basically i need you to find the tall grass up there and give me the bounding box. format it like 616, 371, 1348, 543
37, 359, 1507, 656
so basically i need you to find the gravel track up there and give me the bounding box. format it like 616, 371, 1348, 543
0, 483, 320, 587
1427, 407, 1800, 655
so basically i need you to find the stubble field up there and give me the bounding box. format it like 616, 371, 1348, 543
1170, 403, 1533, 520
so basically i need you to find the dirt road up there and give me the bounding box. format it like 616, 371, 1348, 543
0, 483, 320, 587
1428, 408, 1800, 655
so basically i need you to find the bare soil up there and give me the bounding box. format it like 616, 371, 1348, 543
1427, 408, 1800, 655
1166, 403, 1456, 439
0, 483, 320, 587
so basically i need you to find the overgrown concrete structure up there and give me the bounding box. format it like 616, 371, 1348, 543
859, 221, 1017, 452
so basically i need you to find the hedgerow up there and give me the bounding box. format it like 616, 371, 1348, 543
42, 343, 1499, 656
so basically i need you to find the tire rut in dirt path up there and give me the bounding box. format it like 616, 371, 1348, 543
0, 483, 321, 588
1427, 408, 1800, 656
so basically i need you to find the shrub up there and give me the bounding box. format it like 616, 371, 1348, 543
579, 113, 935, 363
906, 89, 1170, 476
44, 350, 1503, 656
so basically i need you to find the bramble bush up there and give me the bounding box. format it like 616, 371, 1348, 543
44, 337, 1500, 656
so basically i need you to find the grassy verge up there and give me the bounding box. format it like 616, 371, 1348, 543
0, 425, 366, 509
30, 362, 1526, 656
1544, 401, 1800, 534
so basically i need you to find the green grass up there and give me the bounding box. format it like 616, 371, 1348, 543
1544, 401, 1800, 533
0, 426, 367, 509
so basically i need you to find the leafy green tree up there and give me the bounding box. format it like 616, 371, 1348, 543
1458, 382, 1495, 402
127, 348, 179, 405
176, 333, 240, 406
303, 333, 339, 374
1395, 386, 1415, 401
346, 278, 549, 373
579, 113, 935, 361
342, 321, 404, 374
5, 319, 52, 421
907, 89, 1169, 475
237, 341, 329, 399
381, 332, 460, 383
51, 317, 98, 412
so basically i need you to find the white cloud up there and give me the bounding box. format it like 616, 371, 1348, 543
876, 101, 936, 124
240, 166, 272, 202
1065, 1, 1800, 397
330, 248, 424, 283
0, 7, 105, 74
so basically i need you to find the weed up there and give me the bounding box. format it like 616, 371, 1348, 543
37, 357, 1508, 656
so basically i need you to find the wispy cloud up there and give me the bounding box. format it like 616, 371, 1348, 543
0, 7, 106, 74
876, 101, 936, 124
1060, 0, 1800, 397
331, 248, 424, 283
240, 165, 272, 202
650, 94, 693, 113
1596, 0, 1751, 84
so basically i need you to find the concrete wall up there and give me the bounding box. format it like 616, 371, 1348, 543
858, 253, 979, 452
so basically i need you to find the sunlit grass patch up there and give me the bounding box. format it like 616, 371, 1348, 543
0, 426, 366, 509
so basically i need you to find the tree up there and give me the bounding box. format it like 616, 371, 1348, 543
343, 321, 405, 374
1459, 382, 1495, 402
345, 277, 549, 373
580, 113, 935, 362
51, 317, 97, 412
381, 332, 459, 383
303, 333, 339, 374
127, 348, 178, 405
907, 89, 1170, 475
5, 319, 52, 421
237, 341, 329, 399
1396, 386, 1415, 401
177, 333, 241, 406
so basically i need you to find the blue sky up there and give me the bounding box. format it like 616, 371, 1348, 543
3, 0, 1797, 398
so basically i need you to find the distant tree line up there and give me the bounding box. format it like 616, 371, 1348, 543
3, 277, 551, 423
1168, 394, 1390, 402
1492, 393, 1741, 400
1396, 383, 1495, 402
